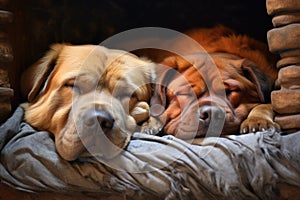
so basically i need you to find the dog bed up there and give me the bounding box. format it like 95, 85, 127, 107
0, 107, 300, 199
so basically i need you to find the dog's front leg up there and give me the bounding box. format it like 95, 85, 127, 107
240, 104, 280, 134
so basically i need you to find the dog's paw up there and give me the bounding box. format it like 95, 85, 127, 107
140, 116, 164, 135
131, 101, 150, 124
240, 116, 280, 134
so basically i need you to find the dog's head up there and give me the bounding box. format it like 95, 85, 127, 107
151, 52, 274, 139
21, 44, 155, 160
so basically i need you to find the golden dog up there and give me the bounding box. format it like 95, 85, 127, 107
141, 25, 281, 138
21, 44, 155, 161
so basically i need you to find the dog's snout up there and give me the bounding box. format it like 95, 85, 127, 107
83, 109, 114, 132
199, 105, 225, 126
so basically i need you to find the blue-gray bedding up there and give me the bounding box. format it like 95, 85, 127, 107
0, 107, 300, 199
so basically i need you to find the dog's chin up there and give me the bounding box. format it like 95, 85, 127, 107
55, 127, 133, 161
169, 123, 240, 139
164, 112, 242, 139
77, 128, 132, 160
55, 115, 136, 161
170, 122, 222, 139
55, 119, 85, 161
164, 117, 200, 139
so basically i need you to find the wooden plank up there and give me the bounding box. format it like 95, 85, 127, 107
267, 24, 300, 53
275, 114, 300, 129
266, 0, 300, 15
273, 13, 300, 27
0, 86, 13, 96
277, 65, 300, 89
276, 56, 300, 68
272, 89, 300, 114
0, 10, 13, 24
0, 87, 13, 122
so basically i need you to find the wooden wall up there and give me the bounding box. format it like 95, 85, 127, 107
267, 0, 300, 132
0, 0, 13, 122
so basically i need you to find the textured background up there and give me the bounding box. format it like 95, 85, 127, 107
15, 0, 273, 64
7, 0, 273, 105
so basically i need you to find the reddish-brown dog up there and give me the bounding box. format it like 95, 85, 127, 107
142, 25, 280, 139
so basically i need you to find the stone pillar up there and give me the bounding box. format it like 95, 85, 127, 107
0, 0, 13, 122
266, 0, 300, 132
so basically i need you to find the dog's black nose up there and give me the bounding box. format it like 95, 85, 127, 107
83, 109, 114, 132
199, 105, 225, 126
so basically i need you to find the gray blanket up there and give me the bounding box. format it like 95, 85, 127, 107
0, 107, 300, 199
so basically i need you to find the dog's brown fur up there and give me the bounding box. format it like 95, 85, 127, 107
184, 25, 278, 80
141, 25, 280, 138
21, 44, 155, 160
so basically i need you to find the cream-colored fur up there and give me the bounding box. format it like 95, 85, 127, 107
22, 44, 155, 160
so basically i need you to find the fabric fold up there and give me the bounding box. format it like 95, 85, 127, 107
0, 107, 299, 199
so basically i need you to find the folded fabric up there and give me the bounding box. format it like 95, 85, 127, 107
0, 107, 299, 199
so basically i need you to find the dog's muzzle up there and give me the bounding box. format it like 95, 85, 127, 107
55, 94, 135, 161
76, 105, 133, 160
83, 109, 115, 133
199, 105, 226, 127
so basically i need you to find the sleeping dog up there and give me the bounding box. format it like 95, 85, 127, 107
140, 25, 280, 139
21, 44, 155, 160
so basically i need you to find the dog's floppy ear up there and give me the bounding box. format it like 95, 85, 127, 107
240, 59, 274, 103
21, 44, 64, 102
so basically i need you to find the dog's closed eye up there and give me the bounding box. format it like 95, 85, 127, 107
63, 77, 97, 94
63, 80, 81, 94
224, 80, 241, 108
